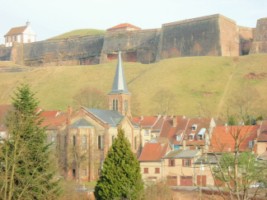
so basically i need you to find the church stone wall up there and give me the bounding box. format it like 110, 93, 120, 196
250, 18, 267, 54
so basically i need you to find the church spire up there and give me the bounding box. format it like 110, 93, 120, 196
108, 51, 131, 117
110, 51, 129, 94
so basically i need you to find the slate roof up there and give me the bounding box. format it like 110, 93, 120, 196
164, 149, 200, 159
109, 51, 129, 95
70, 118, 93, 128
85, 108, 123, 127
138, 142, 169, 162
5, 26, 27, 36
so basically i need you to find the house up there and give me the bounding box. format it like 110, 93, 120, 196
256, 120, 267, 160
107, 23, 141, 32
209, 125, 259, 153
163, 149, 201, 186
4, 22, 36, 47
138, 141, 170, 184
132, 115, 164, 146
159, 116, 216, 151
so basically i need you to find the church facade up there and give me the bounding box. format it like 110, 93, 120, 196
52, 51, 141, 182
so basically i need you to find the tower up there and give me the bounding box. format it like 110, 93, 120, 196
108, 51, 131, 117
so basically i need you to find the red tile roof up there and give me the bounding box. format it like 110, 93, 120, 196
40, 110, 67, 128
132, 116, 158, 128
5, 26, 27, 36
139, 142, 169, 162
107, 23, 141, 31
210, 125, 259, 152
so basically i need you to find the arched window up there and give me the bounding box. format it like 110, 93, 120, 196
112, 99, 118, 111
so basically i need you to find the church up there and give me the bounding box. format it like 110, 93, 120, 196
47, 51, 142, 182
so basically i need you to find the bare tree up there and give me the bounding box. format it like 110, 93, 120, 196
152, 89, 176, 115
73, 87, 108, 109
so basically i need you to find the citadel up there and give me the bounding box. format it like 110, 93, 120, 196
0, 14, 267, 66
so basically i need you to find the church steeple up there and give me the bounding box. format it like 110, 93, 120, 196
110, 51, 129, 94
108, 51, 131, 117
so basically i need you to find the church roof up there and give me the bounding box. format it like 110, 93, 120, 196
109, 51, 129, 95
85, 108, 124, 127
70, 118, 93, 128
5, 26, 27, 36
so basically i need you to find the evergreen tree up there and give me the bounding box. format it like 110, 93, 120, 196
0, 84, 61, 200
94, 129, 144, 200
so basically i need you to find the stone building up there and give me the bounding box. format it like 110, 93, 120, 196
53, 51, 142, 182
4, 22, 36, 47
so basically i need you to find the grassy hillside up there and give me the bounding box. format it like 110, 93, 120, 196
48, 29, 105, 40
0, 54, 266, 118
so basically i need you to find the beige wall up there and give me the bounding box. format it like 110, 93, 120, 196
140, 161, 164, 184
257, 142, 267, 155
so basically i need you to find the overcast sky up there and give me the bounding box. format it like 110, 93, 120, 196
0, 0, 266, 44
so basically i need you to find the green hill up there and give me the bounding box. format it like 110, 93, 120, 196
48, 29, 105, 40
0, 54, 266, 118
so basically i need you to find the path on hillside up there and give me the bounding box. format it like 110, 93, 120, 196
215, 64, 237, 118
127, 64, 158, 86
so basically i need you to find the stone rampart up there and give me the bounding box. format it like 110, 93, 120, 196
159, 14, 221, 58
23, 35, 104, 66
0, 46, 11, 61
250, 18, 267, 54
1, 14, 266, 66
100, 28, 160, 64
238, 26, 253, 55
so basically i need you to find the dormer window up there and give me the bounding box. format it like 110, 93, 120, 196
197, 128, 206, 140
176, 135, 181, 141
189, 133, 195, 140
192, 124, 197, 131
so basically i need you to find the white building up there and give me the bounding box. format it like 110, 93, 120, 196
4, 22, 36, 47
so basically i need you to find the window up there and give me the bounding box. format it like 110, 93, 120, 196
248, 140, 254, 149
144, 168, 149, 174
73, 135, 76, 146
182, 159, 191, 167
124, 100, 128, 112
155, 168, 160, 174
98, 135, 103, 150
192, 124, 197, 130
81, 168, 87, 176
112, 135, 115, 144
112, 99, 118, 111
72, 169, 76, 178
168, 159, 175, 167
82, 135, 87, 150
134, 136, 137, 150
189, 133, 195, 140
144, 129, 149, 136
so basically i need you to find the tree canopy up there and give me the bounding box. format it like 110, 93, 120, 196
0, 84, 61, 200
94, 129, 144, 200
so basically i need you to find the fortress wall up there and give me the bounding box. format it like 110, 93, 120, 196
22, 35, 104, 66
101, 29, 160, 64
238, 26, 253, 55
250, 18, 267, 54
0, 46, 11, 61
159, 14, 221, 59
218, 15, 239, 56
